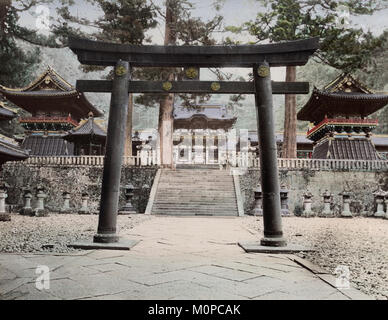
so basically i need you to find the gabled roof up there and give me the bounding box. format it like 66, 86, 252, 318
64, 114, 106, 141
297, 73, 388, 122
0, 66, 103, 119
173, 104, 237, 130
21, 135, 74, 156
0, 105, 16, 120
0, 134, 29, 161
312, 137, 381, 160
323, 73, 373, 94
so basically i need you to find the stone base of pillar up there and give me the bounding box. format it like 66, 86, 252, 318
93, 233, 120, 243
374, 211, 385, 218
19, 208, 34, 216
260, 236, 287, 247
384, 213, 388, 220
340, 211, 353, 218
0, 213, 11, 221
238, 241, 313, 253
68, 238, 140, 250
33, 209, 49, 217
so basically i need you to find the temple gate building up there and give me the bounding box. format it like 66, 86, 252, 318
297, 73, 388, 159
172, 104, 237, 165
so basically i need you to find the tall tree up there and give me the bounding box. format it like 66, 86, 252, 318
55, 0, 223, 164
230, 0, 385, 158
53, 0, 157, 156
0, 0, 53, 87
135, 0, 223, 167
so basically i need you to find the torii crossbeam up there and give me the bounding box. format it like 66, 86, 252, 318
68, 37, 319, 251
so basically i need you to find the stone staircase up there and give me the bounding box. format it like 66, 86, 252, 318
151, 168, 240, 216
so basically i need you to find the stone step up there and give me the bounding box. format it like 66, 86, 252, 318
153, 203, 237, 208
155, 197, 236, 201
151, 168, 238, 216
152, 210, 237, 216
156, 190, 235, 194
154, 196, 237, 200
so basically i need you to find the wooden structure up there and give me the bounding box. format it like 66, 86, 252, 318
0, 135, 28, 167
0, 67, 103, 156
64, 113, 106, 155
69, 37, 319, 249
298, 74, 388, 160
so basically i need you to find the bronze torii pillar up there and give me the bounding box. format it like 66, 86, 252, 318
253, 62, 286, 247
70, 60, 139, 250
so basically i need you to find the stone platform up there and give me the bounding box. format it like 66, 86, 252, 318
0, 216, 372, 300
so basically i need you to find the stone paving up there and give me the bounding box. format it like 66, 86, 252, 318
0, 216, 373, 300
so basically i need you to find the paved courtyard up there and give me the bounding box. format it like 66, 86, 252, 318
0, 216, 373, 300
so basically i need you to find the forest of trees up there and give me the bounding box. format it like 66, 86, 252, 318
1, 0, 387, 157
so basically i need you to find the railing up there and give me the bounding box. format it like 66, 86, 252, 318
22, 150, 159, 167
234, 153, 388, 171
9, 152, 388, 171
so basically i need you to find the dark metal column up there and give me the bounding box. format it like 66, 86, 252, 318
253, 62, 287, 247
94, 60, 130, 243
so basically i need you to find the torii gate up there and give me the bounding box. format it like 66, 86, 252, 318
69, 37, 319, 251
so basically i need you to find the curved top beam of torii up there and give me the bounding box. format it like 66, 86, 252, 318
68, 37, 319, 68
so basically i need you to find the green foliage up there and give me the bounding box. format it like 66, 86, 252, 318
0, 4, 40, 87
237, 0, 385, 72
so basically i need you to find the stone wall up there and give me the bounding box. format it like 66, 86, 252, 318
240, 169, 388, 216
0, 163, 158, 214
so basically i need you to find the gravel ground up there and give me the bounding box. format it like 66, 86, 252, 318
244, 216, 388, 300
0, 213, 151, 254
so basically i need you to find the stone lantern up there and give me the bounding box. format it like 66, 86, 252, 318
339, 191, 353, 218
280, 185, 290, 216
33, 185, 48, 217
119, 183, 136, 214
251, 184, 263, 216
20, 187, 33, 216
61, 191, 71, 213
320, 190, 333, 217
373, 188, 386, 218
0, 181, 10, 221
79, 192, 91, 214
302, 191, 314, 217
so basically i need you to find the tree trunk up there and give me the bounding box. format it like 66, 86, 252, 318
282, 66, 297, 158
124, 94, 133, 157
158, 0, 176, 167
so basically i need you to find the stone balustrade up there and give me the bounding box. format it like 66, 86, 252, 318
3, 153, 388, 172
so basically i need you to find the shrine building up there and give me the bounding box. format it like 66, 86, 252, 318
0, 67, 104, 156
297, 73, 388, 160
172, 104, 237, 165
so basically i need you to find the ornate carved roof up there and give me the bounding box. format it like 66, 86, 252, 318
173, 104, 237, 130
297, 73, 388, 122
64, 114, 106, 141
0, 134, 29, 161
0, 66, 103, 119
